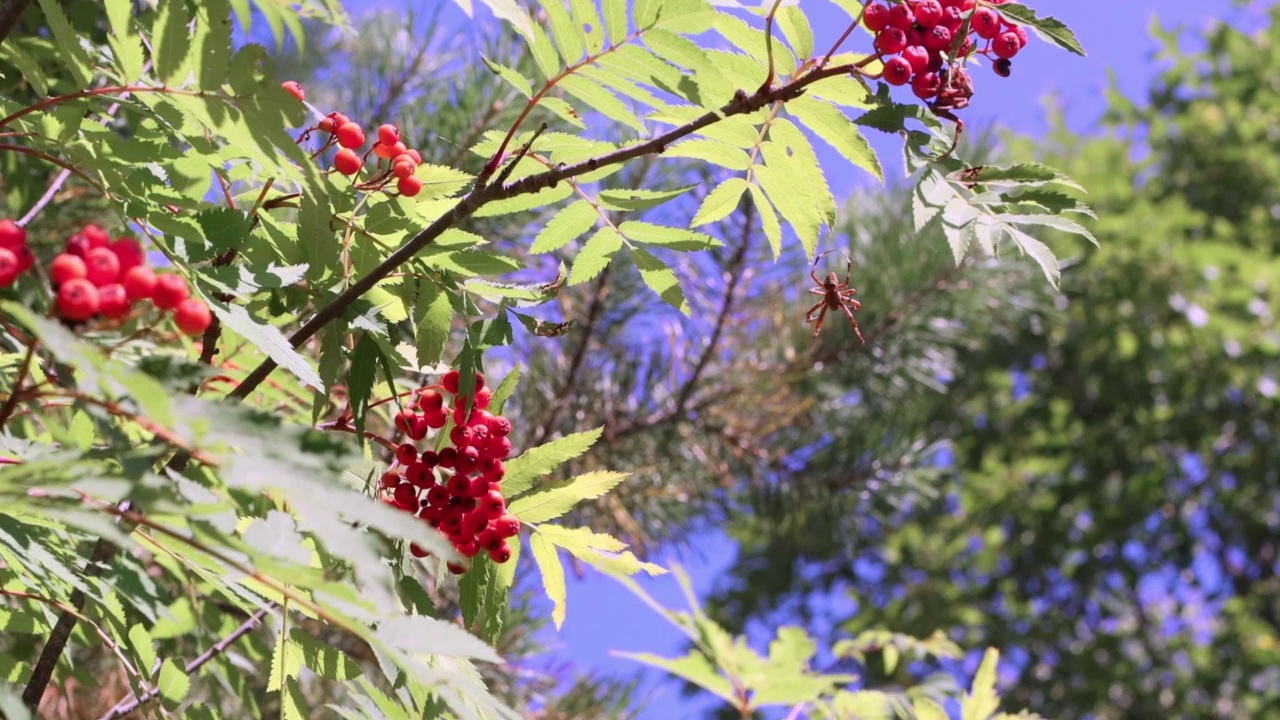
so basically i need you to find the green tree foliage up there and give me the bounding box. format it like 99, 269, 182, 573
0, 0, 1090, 717
707, 8, 1280, 719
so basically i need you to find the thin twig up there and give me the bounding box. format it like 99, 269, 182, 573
0, 339, 36, 428
490, 122, 547, 188
96, 605, 273, 720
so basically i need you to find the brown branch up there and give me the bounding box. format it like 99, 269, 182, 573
96, 605, 273, 720
0, 0, 31, 46
227, 61, 859, 405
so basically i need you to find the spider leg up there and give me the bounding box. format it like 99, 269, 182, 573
805, 300, 824, 322
811, 305, 828, 338
810, 250, 833, 286
840, 253, 853, 287
838, 301, 865, 345
809, 288, 826, 296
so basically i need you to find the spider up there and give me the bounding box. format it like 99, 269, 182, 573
805, 251, 865, 344
927, 66, 975, 160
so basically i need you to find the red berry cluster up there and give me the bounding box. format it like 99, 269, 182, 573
0, 220, 35, 287
40, 223, 212, 333
865, 0, 1026, 96
380, 369, 518, 574
280, 81, 426, 198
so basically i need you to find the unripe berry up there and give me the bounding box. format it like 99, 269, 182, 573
97, 284, 131, 319
110, 237, 146, 272
333, 147, 362, 175
396, 443, 418, 465
914, 0, 943, 28
173, 298, 213, 335
883, 56, 913, 86
863, 3, 890, 32
50, 253, 87, 286
377, 124, 400, 146
335, 121, 365, 149
993, 31, 1021, 59
151, 274, 190, 310
281, 80, 306, 101
84, 247, 121, 286
0, 219, 24, 249
57, 278, 100, 321
397, 175, 423, 197
874, 28, 907, 56
902, 45, 930, 73
122, 265, 157, 301
972, 6, 1001, 39
0, 248, 18, 286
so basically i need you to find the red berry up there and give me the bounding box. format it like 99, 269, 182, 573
57, 278, 100, 321
420, 449, 439, 466
442, 369, 461, 393
64, 233, 92, 258
281, 80, 305, 101
487, 415, 512, 437
393, 161, 416, 179
335, 122, 365, 149
481, 489, 506, 519
173, 298, 212, 335
426, 485, 450, 507
437, 447, 458, 468
333, 147, 362, 176
0, 248, 18, 286
457, 539, 481, 558
83, 247, 121, 286
863, 3, 890, 32
914, 0, 943, 28
410, 543, 429, 558
394, 410, 415, 434
50, 253, 87, 286
902, 45, 930, 73
406, 149, 422, 164
110, 237, 146, 271
373, 142, 394, 160
477, 528, 502, 551
381, 470, 401, 490
875, 28, 907, 56
912, 71, 942, 99
450, 425, 475, 448
940, 7, 963, 33
923, 25, 953, 52
972, 7, 1001, 39
397, 175, 423, 197
11, 245, 31, 274
151, 274, 189, 310
318, 116, 337, 133
418, 389, 444, 411
883, 56, 913, 86
487, 542, 512, 564
406, 461, 434, 487
377, 124, 400, 146
97, 284, 131, 319
0, 220, 24, 249
393, 483, 417, 507
424, 409, 448, 428
474, 386, 492, 409
468, 475, 491, 499
447, 473, 470, 496
481, 458, 505, 483
396, 443, 418, 465
487, 436, 513, 460
408, 414, 430, 441
993, 31, 1021, 59
120, 266, 157, 303
1010, 25, 1029, 48
887, 3, 914, 30
493, 514, 520, 539
81, 224, 110, 247
447, 562, 468, 575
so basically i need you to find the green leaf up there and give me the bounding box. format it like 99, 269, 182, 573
509, 470, 629, 523
36, 0, 92, 86
612, 650, 736, 703
282, 676, 309, 720
378, 615, 503, 662
559, 75, 644, 132
476, 0, 536, 39
347, 334, 379, 444
530, 532, 567, 629
599, 185, 696, 211
531, 200, 599, 254
152, 0, 193, 85
489, 365, 521, 415
776, 6, 814, 60
541, 0, 584, 63
290, 628, 363, 680
995, 4, 1086, 56
1005, 226, 1061, 287
786, 96, 883, 183
602, 0, 628, 42
481, 55, 532, 97
620, 221, 718, 250
128, 624, 158, 676
503, 427, 603, 496
664, 139, 752, 171
748, 184, 783, 259
415, 285, 452, 367
156, 658, 190, 710
567, 0, 605, 54
568, 227, 623, 285
962, 648, 1001, 720
951, 162, 1084, 191
105, 0, 145, 83
632, 248, 689, 314
692, 178, 748, 227
210, 302, 323, 391
914, 698, 950, 720
193, 0, 233, 89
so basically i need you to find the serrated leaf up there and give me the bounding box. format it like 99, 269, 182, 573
1002, 213, 1098, 246
530, 532, 567, 629
692, 178, 748, 227
290, 628, 363, 680
477, 0, 535, 39
36, 0, 92, 86
952, 162, 1084, 191
664, 139, 752, 171
620, 221, 718, 250
612, 651, 736, 703
531, 200, 599, 254
156, 658, 190, 710
995, 3, 1085, 56
559, 75, 644, 132
509, 470, 630, 523
915, 698, 949, 720
415, 285, 452, 367
786, 97, 883, 183
105, 0, 145, 83
632, 248, 689, 314
602, 0, 628, 41
489, 365, 520, 414
481, 55, 532, 97
378, 615, 503, 662
1005, 226, 1061, 287
747, 184, 782, 259
567, 0, 605, 54
963, 648, 1001, 720
282, 676, 309, 720
128, 624, 157, 676
503, 427, 603, 496
152, 0, 193, 85
541, 0, 583, 63
210, 302, 323, 391
567, 226, 623, 285
598, 185, 695, 211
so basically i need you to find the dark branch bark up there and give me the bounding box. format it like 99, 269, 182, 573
0, 0, 31, 46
